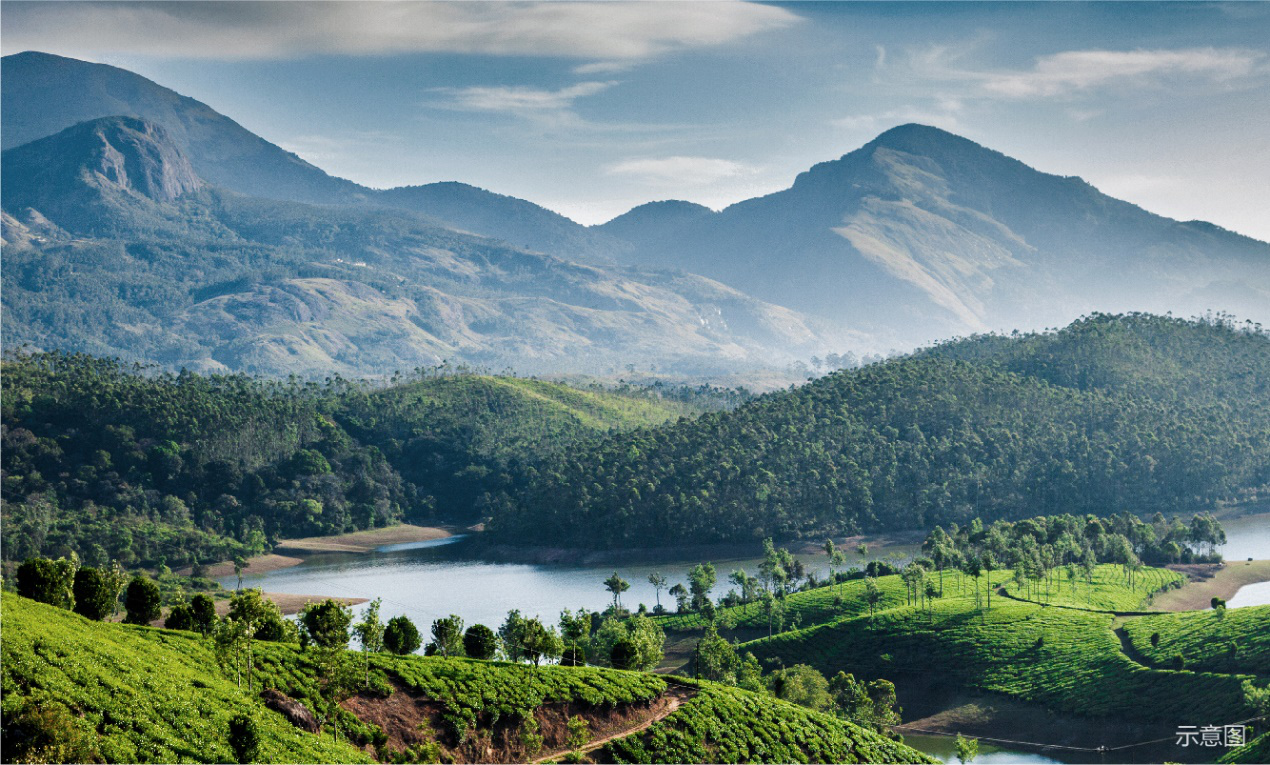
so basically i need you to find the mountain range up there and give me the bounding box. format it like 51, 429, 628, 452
3, 50, 1267, 377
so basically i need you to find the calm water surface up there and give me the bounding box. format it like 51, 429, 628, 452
901, 734, 1063, 764
1219, 511, 1270, 561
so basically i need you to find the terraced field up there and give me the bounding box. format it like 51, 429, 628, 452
999, 564, 1184, 612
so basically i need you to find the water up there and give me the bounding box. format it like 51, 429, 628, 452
223, 536, 842, 630
1219, 511, 1270, 561
901, 733, 1064, 764
1228, 580, 1270, 609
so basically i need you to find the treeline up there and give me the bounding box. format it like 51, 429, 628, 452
488, 314, 1270, 548
0, 352, 717, 569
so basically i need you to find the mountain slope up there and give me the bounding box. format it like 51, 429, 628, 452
606, 124, 1270, 346
1, 116, 836, 376
486, 313, 1270, 548
1, 51, 617, 260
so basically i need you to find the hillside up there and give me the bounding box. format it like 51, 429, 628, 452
603, 123, 1270, 347
0, 593, 931, 763
1, 115, 835, 377
487, 313, 1270, 548
0, 352, 714, 570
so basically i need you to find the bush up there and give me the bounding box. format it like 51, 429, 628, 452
228, 713, 261, 764
190, 594, 217, 634
610, 639, 638, 670
462, 624, 498, 660
123, 575, 161, 625
17, 557, 75, 609
72, 567, 117, 621
383, 615, 422, 655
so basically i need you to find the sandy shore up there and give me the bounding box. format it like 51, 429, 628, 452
1153, 559, 1270, 611
274, 524, 452, 555
181, 553, 306, 579
212, 592, 367, 617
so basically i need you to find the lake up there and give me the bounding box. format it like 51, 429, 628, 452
1228, 580, 1270, 609
225, 535, 853, 630
1219, 510, 1270, 561
900, 734, 1063, 764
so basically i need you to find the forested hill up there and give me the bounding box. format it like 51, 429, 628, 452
486, 313, 1270, 549
0, 353, 718, 569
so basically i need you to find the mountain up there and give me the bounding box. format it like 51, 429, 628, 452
486, 313, 1270, 549
597, 199, 716, 250
602, 124, 1270, 346
1, 51, 618, 261
1, 116, 835, 376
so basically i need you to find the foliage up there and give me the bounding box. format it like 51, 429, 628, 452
300, 599, 352, 650
383, 615, 422, 656
601, 682, 934, 764
955, 733, 978, 764
227, 714, 262, 764
72, 565, 122, 621
1121, 606, 1270, 675
427, 615, 465, 658
491, 314, 1270, 547
462, 624, 498, 661
16, 556, 77, 609
124, 575, 162, 625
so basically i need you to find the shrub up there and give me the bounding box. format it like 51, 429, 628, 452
228, 713, 261, 764
72, 567, 116, 621
123, 575, 161, 625
384, 615, 422, 655
462, 624, 498, 660
610, 639, 638, 670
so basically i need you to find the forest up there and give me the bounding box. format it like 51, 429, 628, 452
487, 313, 1270, 548
0, 351, 724, 570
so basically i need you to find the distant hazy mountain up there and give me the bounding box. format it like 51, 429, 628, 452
2, 116, 835, 377
601, 124, 1270, 346
1, 51, 619, 261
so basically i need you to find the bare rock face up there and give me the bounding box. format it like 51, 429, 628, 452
87, 116, 202, 202
260, 689, 320, 733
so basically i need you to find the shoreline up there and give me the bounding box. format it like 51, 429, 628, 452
1154, 559, 1270, 611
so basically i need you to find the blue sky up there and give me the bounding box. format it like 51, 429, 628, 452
5, 1, 1269, 240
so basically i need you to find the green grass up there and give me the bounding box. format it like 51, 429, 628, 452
741, 585, 1254, 724
1121, 606, 1270, 675
999, 564, 1184, 612
601, 682, 935, 764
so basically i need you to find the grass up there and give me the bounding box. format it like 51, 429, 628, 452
1120, 606, 1270, 675
739, 573, 1256, 725
601, 681, 936, 764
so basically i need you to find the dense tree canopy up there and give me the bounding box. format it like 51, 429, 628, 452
489, 314, 1270, 548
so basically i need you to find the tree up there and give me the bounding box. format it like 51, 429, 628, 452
353, 598, 384, 687
669, 583, 689, 613
463, 624, 499, 660
648, 572, 668, 612
71, 567, 116, 620
500, 610, 530, 662
864, 576, 882, 620
688, 562, 717, 610
123, 575, 161, 625
696, 625, 740, 684
565, 715, 590, 759
384, 615, 422, 655
592, 614, 665, 671
190, 594, 218, 634
768, 664, 833, 712
603, 572, 630, 612
428, 615, 465, 657
520, 618, 563, 667
300, 599, 352, 650
16, 557, 77, 609
955, 733, 979, 764
610, 639, 638, 670
228, 713, 261, 764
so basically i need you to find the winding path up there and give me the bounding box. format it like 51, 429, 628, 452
532, 684, 696, 764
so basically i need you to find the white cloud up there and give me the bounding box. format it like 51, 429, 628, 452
436, 81, 616, 115
984, 48, 1265, 98
606, 156, 758, 187
4, 1, 799, 61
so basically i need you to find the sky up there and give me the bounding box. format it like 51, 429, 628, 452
4, 1, 1269, 240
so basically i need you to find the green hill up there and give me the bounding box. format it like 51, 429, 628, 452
489, 313, 1270, 549
706, 567, 1267, 727
0, 352, 711, 570
0, 593, 931, 763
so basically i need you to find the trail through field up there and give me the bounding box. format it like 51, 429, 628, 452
532, 683, 696, 764
1111, 623, 1155, 670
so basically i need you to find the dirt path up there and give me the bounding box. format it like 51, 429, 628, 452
532, 684, 696, 764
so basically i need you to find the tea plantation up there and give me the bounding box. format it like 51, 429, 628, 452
1121, 606, 1270, 675
1, 592, 930, 763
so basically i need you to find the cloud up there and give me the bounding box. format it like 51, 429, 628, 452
833, 101, 966, 135
606, 156, 758, 187
435, 81, 616, 115
3, 1, 799, 61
